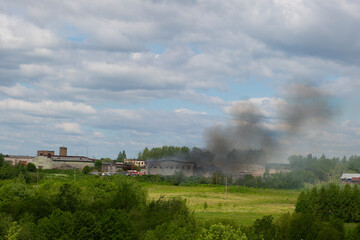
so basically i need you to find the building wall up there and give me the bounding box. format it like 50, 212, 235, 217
4, 156, 34, 166
51, 156, 95, 170
102, 163, 116, 172
37, 150, 55, 157
225, 164, 265, 178
147, 160, 195, 177
31, 156, 53, 169
52, 160, 93, 170
124, 159, 146, 167
59, 147, 67, 157
31, 156, 94, 170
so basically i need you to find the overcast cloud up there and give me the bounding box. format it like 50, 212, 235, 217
0, 0, 360, 160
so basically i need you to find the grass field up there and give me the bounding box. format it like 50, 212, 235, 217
147, 184, 300, 225
39, 171, 301, 225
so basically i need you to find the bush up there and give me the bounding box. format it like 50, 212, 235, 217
200, 223, 247, 240
26, 163, 36, 172
82, 166, 91, 175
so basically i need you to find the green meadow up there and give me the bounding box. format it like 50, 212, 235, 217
146, 184, 300, 225
38, 171, 301, 225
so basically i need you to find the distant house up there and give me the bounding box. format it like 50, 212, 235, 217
124, 159, 146, 168
341, 173, 360, 183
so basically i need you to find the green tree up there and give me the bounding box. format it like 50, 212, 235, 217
35, 209, 74, 239
100, 209, 135, 240
288, 213, 320, 240
0, 154, 4, 167
26, 163, 36, 172
317, 219, 344, 240
199, 223, 247, 240
54, 183, 81, 212
95, 160, 102, 171
274, 213, 291, 240
82, 166, 91, 175
172, 172, 185, 186
117, 150, 127, 162
73, 211, 102, 240
252, 215, 276, 240
142, 197, 199, 240
0, 213, 12, 239
5, 221, 21, 240
108, 179, 147, 212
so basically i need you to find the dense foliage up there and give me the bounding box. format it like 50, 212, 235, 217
1, 159, 360, 239
287, 154, 346, 182
0, 154, 40, 183
137, 171, 305, 189
208, 213, 359, 240
295, 183, 360, 223
0, 175, 200, 240
138, 146, 190, 160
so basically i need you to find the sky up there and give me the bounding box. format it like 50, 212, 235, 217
1, 0, 360, 161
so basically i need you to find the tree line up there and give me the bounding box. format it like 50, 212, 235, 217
137, 146, 190, 160
296, 183, 360, 223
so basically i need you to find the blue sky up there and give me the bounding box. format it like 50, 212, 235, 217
0, 0, 360, 161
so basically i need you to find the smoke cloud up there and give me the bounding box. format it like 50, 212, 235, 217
203, 82, 338, 171
149, 82, 339, 177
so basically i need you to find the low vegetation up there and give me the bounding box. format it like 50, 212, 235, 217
2, 153, 360, 239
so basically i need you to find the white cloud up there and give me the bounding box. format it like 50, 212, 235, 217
0, 83, 36, 98
0, 13, 59, 49
93, 131, 105, 138
0, 99, 96, 116
56, 122, 82, 134
174, 108, 207, 115
19, 64, 53, 77
1, 0, 360, 158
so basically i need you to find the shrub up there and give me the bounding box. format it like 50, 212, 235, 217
26, 163, 36, 172
82, 166, 91, 175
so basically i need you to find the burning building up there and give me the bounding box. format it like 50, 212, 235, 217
147, 159, 196, 177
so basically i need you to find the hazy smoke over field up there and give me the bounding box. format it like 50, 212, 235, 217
203, 82, 337, 168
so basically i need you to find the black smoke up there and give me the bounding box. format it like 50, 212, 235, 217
201, 82, 338, 172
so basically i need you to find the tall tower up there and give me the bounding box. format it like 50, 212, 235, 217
59, 146, 67, 157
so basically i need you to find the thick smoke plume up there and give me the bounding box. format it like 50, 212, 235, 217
201, 82, 338, 173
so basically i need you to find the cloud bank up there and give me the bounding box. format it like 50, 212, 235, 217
0, 0, 359, 159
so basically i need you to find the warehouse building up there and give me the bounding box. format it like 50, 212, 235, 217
147, 159, 195, 177
31, 147, 95, 170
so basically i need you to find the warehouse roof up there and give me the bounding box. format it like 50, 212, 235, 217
341, 173, 360, 179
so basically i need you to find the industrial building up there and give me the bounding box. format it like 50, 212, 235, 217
147, 159, 195, 177
31, 147, 95, 170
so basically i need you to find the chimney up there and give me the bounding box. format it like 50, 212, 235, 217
60, 146, 67, 157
